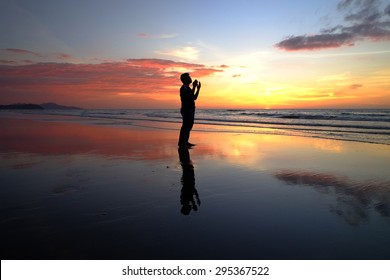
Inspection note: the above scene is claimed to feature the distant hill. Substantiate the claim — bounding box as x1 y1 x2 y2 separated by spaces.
0 102 82 110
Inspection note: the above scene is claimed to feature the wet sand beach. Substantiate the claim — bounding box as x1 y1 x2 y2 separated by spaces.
1 116 390 259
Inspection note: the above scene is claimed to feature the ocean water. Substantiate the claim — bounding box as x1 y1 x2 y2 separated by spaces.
10 108 390 145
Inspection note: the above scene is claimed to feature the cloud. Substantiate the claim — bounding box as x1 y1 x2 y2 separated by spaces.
137 33 177 39
349 83 363 89
2 48 41 57
318 72 350 82
1 49 75 63
275 0 390 51
276 33 356 51
0 60 17 64
386 3 390 16
155 46 200 60
0 58 222 108
137 33 149 38
55 53 72 59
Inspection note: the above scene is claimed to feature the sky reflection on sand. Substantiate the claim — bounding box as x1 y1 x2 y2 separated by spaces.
274 170 390 225
192 130 390 180
2 117 390 175
0 118 178 160
1 118 390 259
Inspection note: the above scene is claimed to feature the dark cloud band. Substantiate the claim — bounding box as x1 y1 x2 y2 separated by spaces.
275 0 390 51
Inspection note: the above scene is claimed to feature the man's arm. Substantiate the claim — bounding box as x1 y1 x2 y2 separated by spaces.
194 82 201 100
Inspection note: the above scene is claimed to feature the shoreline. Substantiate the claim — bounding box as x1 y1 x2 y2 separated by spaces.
1 116 390 259
1 109 389 146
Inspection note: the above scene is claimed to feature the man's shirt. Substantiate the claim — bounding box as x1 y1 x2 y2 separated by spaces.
180 85 195 110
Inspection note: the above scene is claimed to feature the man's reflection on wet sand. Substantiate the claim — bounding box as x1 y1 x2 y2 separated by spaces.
178 148 200 215
274 170 390 226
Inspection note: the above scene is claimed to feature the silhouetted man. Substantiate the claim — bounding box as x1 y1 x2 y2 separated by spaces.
178 73 201 148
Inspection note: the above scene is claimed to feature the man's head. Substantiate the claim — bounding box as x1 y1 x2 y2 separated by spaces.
180 73 192 85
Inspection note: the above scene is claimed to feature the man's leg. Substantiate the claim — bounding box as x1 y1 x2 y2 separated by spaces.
178 127 189 146
178 109 191 146
178 109 195 146
186 110 195 145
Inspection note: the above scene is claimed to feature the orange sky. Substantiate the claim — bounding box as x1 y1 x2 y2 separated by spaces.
0 55 389 109
0 59 225 109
